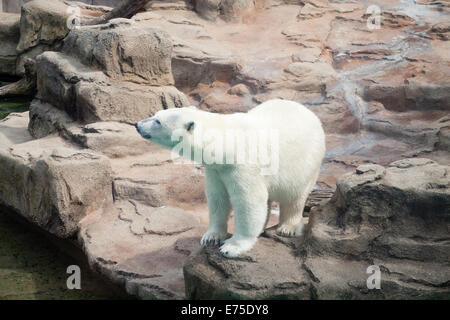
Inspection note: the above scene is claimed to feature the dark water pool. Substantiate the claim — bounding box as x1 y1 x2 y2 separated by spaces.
0 81 32 120
0 207 133 300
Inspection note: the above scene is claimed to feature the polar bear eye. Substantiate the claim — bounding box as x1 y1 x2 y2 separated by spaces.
154 119 161 125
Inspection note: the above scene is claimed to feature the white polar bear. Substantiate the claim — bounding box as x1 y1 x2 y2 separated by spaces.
135 99 326 258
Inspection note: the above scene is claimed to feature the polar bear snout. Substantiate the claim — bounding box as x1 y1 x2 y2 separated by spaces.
135 118 153 139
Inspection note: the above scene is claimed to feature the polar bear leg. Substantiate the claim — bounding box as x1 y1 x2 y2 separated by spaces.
219 169 268 258
277 170 319 237
277 196 307 237
201 168 231 246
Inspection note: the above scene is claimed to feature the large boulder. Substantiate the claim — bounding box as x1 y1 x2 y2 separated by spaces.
184 158 450 299
195 0 261 22
132 10 241 90
62 20 175 86
78 200 206 299
184 236 311 299
1 1 121 13
283 61 339 93
1 109 208 299
28 99 156 158
304 158 450 299
13 0 114 75
0 12 20 76
0 112 32 149
14 0 71 75
0 113 113 238
111 145 207 208
16 0 70 54
33 19 188 124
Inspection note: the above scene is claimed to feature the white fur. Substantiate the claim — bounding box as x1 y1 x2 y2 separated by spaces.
136 99 326 258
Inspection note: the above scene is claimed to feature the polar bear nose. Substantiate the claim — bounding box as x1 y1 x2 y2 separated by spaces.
135 122 142 135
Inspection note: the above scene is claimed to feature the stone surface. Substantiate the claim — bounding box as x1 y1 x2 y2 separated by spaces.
0 111 209 298
0 12 20 76
78 200 205 299
111 149 207 208
16 0 70 54
185 159 450 299
283 61 339 93
184 235 311 299
1 0 450 300
34 20 188 124
28 99 75 139
1 0 120 13
15 0 72 75
28 99 157 158
303 158 450 299
0 112 32 149
195 0 261 22
0 114 113 238
0 0 116 76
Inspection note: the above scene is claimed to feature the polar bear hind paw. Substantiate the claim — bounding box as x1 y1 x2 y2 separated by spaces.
219 237 257 258
276 223 303 237
201 231 228 246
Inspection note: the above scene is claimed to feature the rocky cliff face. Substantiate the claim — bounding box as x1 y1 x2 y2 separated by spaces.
0 0 449 299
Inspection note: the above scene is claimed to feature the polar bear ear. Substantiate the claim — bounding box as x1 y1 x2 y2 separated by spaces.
185 121 195 132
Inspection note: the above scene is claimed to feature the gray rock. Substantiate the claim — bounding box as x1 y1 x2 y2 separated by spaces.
73 80 188 123
16 0 70 53
184 237 311 299
1 111 209 299
34 20 189 123
195 0 257 22
132 10 242 90
28 99 76 139
283 61 339 93
195 0 221 21
0 133 113 238
66 121 156 158
184 158 450 299
78 200 206 299
0 112 33 149
28 99 159 158
12 0 116 75
1 1 120 13
363 81 450 112
15 0 70 74
111 150 206 207
62 20 175 86
0 12 20 76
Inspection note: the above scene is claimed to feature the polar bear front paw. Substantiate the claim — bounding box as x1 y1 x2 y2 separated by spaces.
276 223 303 237
219 237 257 258
201 230 227 246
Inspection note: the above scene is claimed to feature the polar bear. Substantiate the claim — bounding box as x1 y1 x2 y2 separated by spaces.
135 99 326 258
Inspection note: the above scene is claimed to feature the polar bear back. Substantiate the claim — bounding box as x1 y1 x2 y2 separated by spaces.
248 99 326 202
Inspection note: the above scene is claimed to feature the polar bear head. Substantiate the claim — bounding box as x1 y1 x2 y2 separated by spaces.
135 107 198 150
